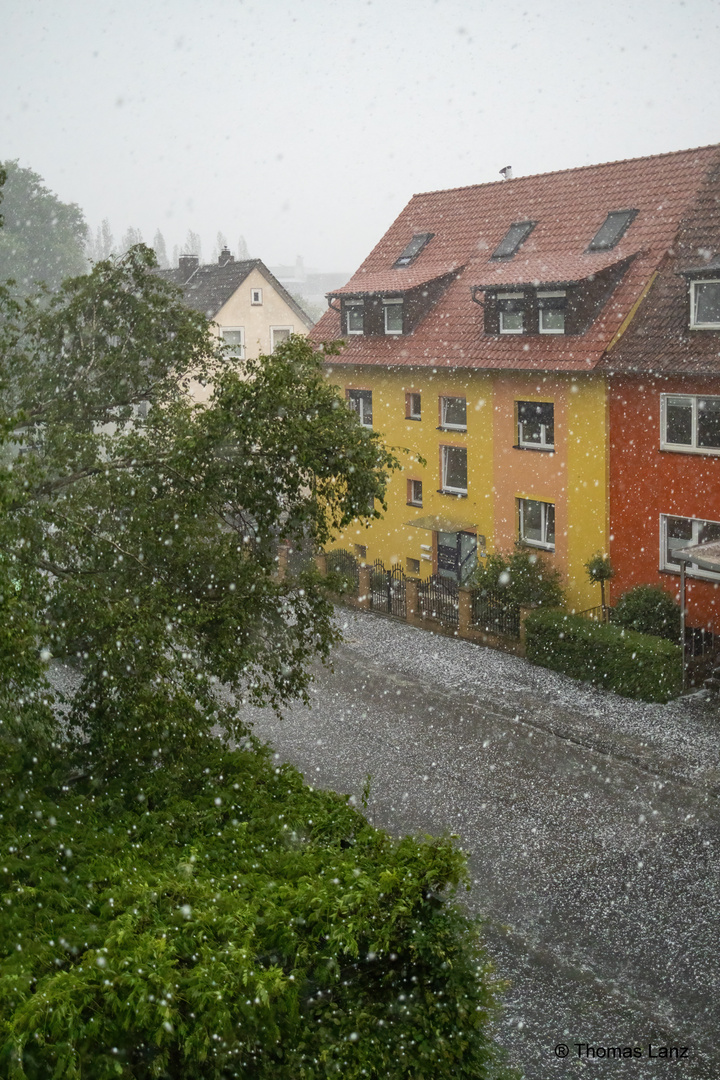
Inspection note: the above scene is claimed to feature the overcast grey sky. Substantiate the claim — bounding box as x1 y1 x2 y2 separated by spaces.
2 0 719 271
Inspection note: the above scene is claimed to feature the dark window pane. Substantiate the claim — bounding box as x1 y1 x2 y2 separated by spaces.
698 519 720 546
545 503 555 546
384 302 403 334
697 398 720 448
694 282 720 325
666 398 692 445
587 209 637 251
347 389 372 426
443 397 467 427
394 233 434 268
666 516 693 565
491 221 536 259
444 447 467 491
521 499 543 543
346 304 364 333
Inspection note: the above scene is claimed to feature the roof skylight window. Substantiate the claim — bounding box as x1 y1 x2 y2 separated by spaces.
491 220 536 260
587 209 638 252
394 233 434 267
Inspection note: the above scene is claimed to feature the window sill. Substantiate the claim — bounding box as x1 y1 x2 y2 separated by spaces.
514 443 555 453
407 501 423 508
406 416 421 422
659 445 720 457
660 565 720 583
689 324 720 331
437 426 467 433
519 540 555 552
437 489 468 498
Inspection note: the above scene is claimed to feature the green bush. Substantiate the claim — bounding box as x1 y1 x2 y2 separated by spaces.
470 548 564 609
613 585 681 641
0 735 517 1080
525 609 682 702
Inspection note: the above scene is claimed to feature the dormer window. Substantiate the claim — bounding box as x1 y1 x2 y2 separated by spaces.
384 299 403 335
491 220 536 260
586 209 637 252
690 280 720 329
346 300 364 335
497 292 525 334
538 290 566 334
394 233 434 268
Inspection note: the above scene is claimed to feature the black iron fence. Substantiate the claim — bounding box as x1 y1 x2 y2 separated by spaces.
326 548 359 592
418 574 459 628
471 589 520 639
370 560 407 618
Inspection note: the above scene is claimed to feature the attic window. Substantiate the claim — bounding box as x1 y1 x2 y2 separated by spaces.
587 209 637 252
394 233 434 268
491 220 536 260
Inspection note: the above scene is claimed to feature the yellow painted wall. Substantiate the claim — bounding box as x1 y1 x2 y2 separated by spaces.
326 364 608 611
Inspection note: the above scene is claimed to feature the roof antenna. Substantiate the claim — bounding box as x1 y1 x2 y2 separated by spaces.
499 165 513 180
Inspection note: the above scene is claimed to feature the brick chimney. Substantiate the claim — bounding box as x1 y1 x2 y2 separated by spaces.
178 254 200 281
218 246 234 266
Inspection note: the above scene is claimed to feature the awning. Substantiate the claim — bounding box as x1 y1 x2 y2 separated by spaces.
673 540 720 575
404 514 478 533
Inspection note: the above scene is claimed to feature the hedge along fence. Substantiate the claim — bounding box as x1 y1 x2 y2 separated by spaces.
525 609 682 703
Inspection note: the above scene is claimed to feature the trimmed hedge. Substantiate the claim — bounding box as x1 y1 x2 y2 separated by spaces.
525 609 682 702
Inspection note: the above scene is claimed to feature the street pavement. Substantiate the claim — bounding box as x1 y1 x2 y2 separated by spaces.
234 608 720 1079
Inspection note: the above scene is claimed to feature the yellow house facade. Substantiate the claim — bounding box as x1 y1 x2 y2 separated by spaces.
327 364 608 612
311 147 717 611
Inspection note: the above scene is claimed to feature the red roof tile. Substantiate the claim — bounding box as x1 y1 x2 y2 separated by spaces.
311 144 720 371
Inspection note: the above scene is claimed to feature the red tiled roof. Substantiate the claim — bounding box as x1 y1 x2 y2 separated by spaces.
601 153 720 375
311 144 720 371
329 265 464 295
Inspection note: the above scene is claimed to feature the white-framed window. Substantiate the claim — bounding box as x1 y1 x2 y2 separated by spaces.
518 498 555 550
661 514 720 580
251 288 263 305
661 394 720 454
690 280 720 329
347 389 372 427
498 292 524 334
406 392 421 420
407 479 423 506
383 299 403 335
222 327 245 359
517 400 554 450
538 290 566 334
440 396 467 430
345 300 364 335
441 445 467 495
270 326 292 351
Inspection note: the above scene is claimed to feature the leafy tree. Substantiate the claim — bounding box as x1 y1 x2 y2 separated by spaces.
0 248 516 1077
0 160 87 294
470 547 564 609
584 552 614 618
120 225 144 252
86 218 116 263
614 584 681 641
182 229 202 261
152 228 169 268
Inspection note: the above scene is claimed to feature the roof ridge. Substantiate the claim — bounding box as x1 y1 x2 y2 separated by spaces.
411 143 720 200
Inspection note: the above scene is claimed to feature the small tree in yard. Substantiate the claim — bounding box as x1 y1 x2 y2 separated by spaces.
584 552 614 620
0 247 517 1078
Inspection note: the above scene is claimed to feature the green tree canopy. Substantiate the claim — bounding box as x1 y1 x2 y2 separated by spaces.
0 161 87 295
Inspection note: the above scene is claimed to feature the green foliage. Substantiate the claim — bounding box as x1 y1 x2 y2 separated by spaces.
0 733 516 1079
614 585 681 642
0 246 398 764
525 609 682 702
470 548 564 609
584 552 614 584
0 250 515 1078
0 161 87 295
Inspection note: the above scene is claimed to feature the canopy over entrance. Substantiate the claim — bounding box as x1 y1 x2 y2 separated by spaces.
404 514 478 533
